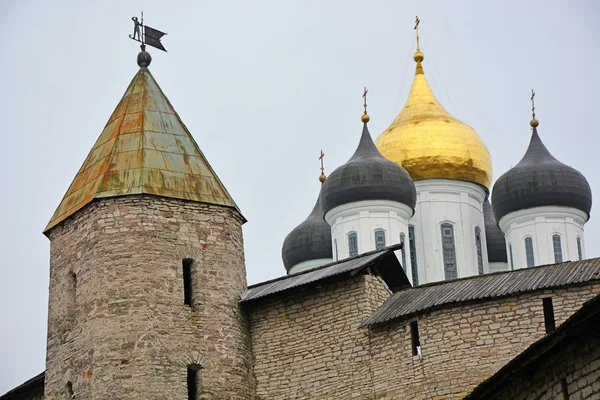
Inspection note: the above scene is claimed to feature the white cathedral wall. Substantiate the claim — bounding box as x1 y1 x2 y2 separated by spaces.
324 199 413 265
409 179 488 285
498 206 587 269
288 258 333 275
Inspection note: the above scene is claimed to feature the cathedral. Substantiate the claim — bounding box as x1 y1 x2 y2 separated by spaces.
2 20 600 400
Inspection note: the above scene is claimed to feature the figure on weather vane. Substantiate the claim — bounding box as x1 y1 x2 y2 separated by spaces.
131 16 142 41
129 12 168 52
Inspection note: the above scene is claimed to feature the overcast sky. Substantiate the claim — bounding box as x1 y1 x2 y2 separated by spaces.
1 0 599 394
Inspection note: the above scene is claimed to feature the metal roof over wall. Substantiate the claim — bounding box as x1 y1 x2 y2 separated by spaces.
241 245 409 302
362 257 600 327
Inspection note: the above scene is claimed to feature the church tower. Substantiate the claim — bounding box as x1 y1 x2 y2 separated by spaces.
375 19 492 284
320 109 416 269
43 48 253 399
492 106 592 269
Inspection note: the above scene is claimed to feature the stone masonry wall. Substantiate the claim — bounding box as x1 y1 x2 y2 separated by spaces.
367 283 600 399
249 277 599 399
44 195 253 399
485 315 600 400
248 273 392 399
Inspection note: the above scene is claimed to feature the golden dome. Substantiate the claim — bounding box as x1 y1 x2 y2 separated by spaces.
374 52 492 189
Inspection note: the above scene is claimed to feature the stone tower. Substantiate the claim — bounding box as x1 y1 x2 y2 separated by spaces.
43 50 253 399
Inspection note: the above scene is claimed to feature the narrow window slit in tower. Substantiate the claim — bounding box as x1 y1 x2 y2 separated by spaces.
410 321 421 356
183 259 193 307
543 297 555 334
187 364 201 400
66 381 74 398
68 271 77 312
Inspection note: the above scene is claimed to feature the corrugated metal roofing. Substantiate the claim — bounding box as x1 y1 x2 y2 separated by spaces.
241 250 391 302
45 68 241 233
362 257 600 327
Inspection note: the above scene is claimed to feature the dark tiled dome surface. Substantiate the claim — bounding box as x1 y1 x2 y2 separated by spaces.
492 127 591 222
321 123 416 215
282 194 332 272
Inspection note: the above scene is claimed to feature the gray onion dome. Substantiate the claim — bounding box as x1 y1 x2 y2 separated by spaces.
281 194 332 273
320 122 416 215
492 126 592 223
483 200 507 263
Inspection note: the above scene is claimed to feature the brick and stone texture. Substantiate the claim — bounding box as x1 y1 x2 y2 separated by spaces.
248 277 600 399
44 195 254 399
247 273 392 399
483 315 600 399
367 284 600 399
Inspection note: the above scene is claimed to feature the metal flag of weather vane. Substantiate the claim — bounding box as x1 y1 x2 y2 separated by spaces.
129 12 167 52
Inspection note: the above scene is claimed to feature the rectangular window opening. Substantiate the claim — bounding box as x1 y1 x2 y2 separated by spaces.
187 364 201 400
68 271 77 312
441 223 457 280
409 226 419 286
525 237 535 267
183 259 193 307
475 227 484 275
552 234 563 263
400 233 407 273
410 321 421 356
348 233 358 257
543 297 556 334
375 230 386 250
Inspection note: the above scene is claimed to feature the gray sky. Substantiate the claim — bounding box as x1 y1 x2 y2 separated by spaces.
1 0 598 393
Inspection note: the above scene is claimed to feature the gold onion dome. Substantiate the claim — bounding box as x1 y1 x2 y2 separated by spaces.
374 50 492 189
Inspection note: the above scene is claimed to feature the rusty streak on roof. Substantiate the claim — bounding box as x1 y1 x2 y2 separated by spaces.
241 244 409 302
361 257 600 327
45 68 241 233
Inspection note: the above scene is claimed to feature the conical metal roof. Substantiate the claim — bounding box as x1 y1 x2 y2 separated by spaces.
45 66 241 233
492 126 591 223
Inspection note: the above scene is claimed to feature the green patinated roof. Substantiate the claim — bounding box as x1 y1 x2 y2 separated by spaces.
45 68 241 233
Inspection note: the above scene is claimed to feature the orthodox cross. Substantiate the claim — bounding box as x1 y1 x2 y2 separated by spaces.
530 89 536 119
319 150 325 175
414 16 421 51
362 87 368 114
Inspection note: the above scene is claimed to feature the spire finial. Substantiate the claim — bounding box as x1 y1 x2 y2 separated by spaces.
319 150 327 183
361 87 370 123
413 16 425 74
530 89 539 128
129 12 168 68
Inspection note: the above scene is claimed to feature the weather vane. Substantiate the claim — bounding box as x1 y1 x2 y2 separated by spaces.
319 150 326 183
414 16 421 51
129 12 168 52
